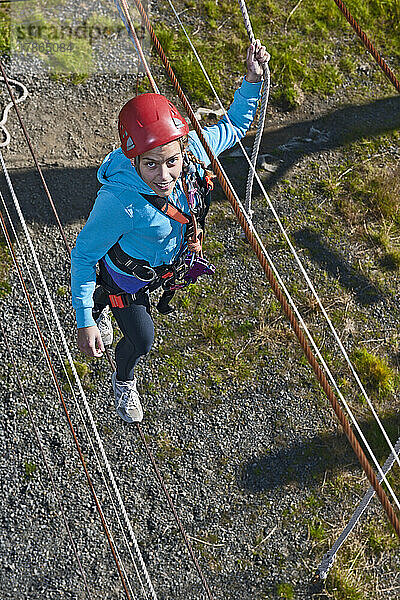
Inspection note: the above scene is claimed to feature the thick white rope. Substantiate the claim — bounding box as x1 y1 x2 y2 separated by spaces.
0 76 28 148
164 0 400 511
0 198 138 600
166 0 400 477
0 150 158 600
0 193 143 600
318 431 400 579
236 0 271 218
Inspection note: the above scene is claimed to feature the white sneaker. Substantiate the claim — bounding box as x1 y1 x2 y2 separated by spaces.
111 371 143 423
96 306 113 346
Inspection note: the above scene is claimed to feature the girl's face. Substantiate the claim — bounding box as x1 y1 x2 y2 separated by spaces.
134 140 183 197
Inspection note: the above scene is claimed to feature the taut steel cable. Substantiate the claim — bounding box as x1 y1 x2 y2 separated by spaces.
332 0 400 93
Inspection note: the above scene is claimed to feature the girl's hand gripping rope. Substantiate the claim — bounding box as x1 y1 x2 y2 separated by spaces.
245 39 270 83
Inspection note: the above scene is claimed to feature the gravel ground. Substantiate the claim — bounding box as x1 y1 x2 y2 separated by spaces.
0 4 400 599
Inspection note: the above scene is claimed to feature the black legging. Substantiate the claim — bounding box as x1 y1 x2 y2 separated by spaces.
95 262 154 381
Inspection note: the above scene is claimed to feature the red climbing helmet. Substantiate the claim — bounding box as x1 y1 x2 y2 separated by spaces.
118 93 189 159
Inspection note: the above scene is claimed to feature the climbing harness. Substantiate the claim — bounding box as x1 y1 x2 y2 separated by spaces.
0 76 28 148
96 156 215 314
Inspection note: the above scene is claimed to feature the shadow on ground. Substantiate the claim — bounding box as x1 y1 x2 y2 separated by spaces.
0 165 100 232
0 96 399 227
247 94 400 193
240 411 400 493
293 227 384 305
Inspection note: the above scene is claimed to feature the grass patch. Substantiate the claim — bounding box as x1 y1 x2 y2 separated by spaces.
276 582 294 599
308 518 326 541
367 219 400 273
350 165 400 221
24 461 37 480
64 359 92 390
329 161 400 226
153 22 226 104
351 347 395 398
56 286 67 296
0 6 10 54
155 431 183 463
324 515 400 599
8 6 123 83
366 519 400 554
48 39 93 84
318 155 400 284
327 568 364 600
0 234 11 298
157 0 400 109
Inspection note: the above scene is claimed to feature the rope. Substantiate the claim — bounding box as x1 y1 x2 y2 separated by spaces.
0 60 72 254
0 76 28 147
0 207 134 600
114 0 159 93
132 0 400 538
318 431 400 579
0 153 157 600
0 43 207 600
0 317 93 600
105 9 216 600
332 0 400 93
166 0 400 478
0 189 147 600
236 0 271 218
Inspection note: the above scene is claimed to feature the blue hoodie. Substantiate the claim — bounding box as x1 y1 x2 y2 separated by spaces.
71 78 262 328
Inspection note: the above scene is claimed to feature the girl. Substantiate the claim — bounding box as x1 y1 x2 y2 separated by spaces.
71 41 269 423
